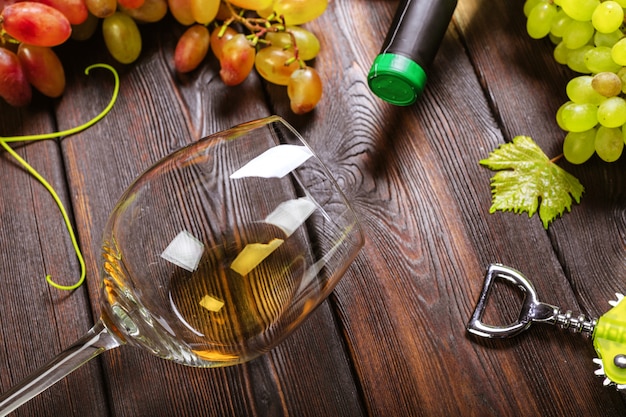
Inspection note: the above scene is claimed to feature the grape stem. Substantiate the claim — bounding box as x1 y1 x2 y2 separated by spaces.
0 63 120 290
0 17 21 46
221 0 304 67
550 153 564 163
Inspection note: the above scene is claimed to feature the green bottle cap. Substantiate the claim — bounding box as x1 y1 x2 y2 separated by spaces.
367 53 427 106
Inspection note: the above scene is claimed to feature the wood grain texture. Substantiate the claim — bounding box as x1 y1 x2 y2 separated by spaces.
285 0 626 416
51 17 365 417
0 0 625 416
0 103 109 416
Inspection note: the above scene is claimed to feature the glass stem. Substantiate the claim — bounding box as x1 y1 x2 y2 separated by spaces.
0 319 123 416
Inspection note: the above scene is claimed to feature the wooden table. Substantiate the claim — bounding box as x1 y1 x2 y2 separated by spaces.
1 0 625 415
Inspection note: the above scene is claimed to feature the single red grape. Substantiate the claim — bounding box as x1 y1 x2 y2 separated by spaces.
17 44 66 98
1 2 71 47
174 24 210 73
287 66 322 114
0 47 32 107
219 34 255 86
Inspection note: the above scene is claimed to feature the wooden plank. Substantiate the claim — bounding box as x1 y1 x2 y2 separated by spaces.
259 0 626 416
1 0 624 415
457 0 626 317
0 102 109 416
52 18 365 417
455 0 626 411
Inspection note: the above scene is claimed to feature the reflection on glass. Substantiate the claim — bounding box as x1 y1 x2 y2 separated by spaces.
0 115 364 415
230 144 313 179
161 230 205 272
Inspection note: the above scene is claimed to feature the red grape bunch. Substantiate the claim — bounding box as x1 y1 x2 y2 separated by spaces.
0 2 70 106
0 0 326 113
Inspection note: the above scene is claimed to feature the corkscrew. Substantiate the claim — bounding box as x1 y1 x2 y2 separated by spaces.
466 263 626 389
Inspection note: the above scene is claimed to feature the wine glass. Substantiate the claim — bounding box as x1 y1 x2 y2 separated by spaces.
0 115 364 415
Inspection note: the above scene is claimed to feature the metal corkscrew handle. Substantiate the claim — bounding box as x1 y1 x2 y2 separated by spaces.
466 264 597 339
466 263 626 390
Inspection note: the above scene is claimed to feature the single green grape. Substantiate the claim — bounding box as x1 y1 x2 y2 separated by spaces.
592 1 624 33
562 20 595 50
527 1 558 39
563 128 597 164
102 12 141 64
597 96 626 127
617 67 626 93
584 46 622 73
556 101 569 130
594 126 624 161
560 0 600 21
567 45 593 73
594 29 623 48
567 75 607 105
611 38 626 65
548 33 561 45
558 101 599 132
553 41 570 65
524 0 543 17
550 9 572 38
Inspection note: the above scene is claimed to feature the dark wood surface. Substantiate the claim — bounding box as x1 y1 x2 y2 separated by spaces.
1 0 626 416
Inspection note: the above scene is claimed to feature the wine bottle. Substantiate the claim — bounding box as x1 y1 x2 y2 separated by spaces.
368 0 457 106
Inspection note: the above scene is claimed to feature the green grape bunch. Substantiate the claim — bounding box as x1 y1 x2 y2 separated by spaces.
0 0 326 114
525 0 626 164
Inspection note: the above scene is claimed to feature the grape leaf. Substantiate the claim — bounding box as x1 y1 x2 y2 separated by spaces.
480 136 584 229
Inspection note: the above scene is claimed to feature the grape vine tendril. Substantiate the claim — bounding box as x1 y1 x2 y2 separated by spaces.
0 63 119 290
2 64 120 143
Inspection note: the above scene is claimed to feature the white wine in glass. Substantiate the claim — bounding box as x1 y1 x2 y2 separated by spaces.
0 115 364 415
